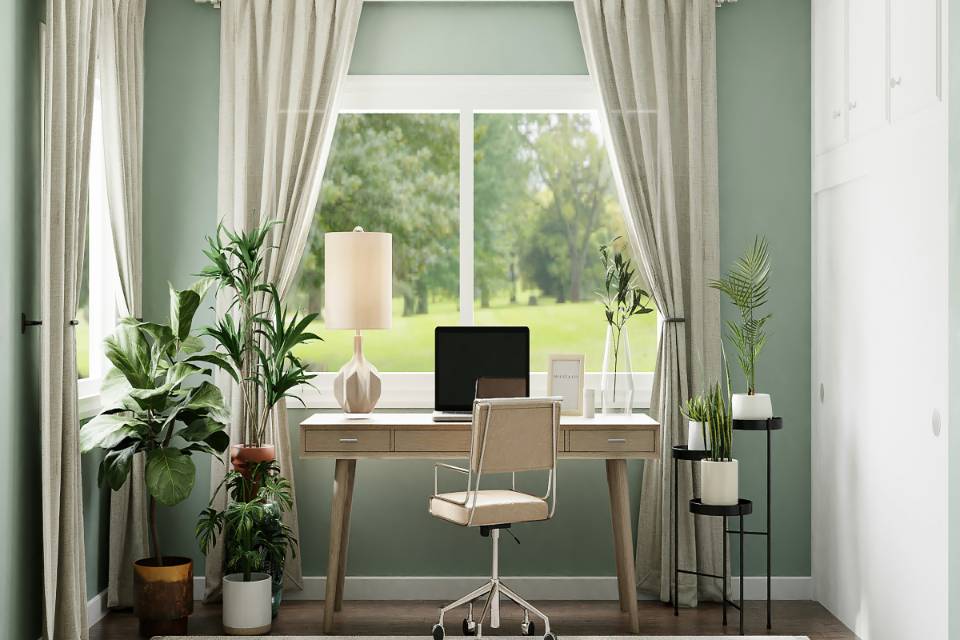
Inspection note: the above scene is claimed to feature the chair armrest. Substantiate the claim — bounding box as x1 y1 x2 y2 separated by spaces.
433 463 469 497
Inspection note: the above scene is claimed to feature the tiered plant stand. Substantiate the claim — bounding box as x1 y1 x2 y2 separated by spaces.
670 416 782 634
732 416 782 630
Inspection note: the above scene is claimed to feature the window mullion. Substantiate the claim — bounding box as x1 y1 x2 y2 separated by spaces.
458 108 474 326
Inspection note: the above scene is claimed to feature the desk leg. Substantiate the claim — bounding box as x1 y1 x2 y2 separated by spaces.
324 459 356 633
335 459 357 612
606 459 640 634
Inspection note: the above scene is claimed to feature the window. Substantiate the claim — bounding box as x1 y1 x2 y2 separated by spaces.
292 76 656 406
77 78 119 393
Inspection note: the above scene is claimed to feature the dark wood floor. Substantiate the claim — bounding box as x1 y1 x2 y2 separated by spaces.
91 599 857 639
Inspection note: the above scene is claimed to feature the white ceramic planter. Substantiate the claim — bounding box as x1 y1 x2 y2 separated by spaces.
686 420 710 451
731 393 773 420
223 572 272 635
701 459 739 506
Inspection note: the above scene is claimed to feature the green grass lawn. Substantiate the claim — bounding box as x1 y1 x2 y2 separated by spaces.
76 296 658 380
294 295 657 373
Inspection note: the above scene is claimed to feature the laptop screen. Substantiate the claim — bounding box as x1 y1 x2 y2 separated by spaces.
434 327 529 411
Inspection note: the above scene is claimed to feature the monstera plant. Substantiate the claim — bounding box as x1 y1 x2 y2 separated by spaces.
79 283 230 636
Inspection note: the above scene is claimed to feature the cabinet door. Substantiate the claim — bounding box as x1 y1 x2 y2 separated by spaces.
847 0 885 137
813 0 848 155
889 0 941 120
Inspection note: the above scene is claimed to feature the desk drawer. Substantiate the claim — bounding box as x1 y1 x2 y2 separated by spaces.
395 429 470 452
568 429 655 454
304 429 391 453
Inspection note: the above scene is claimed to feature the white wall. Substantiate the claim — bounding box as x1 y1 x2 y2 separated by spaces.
811 1 949 639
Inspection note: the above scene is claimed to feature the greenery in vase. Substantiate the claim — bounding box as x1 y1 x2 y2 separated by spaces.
80 283 231 565
200 219 322 448
704 382 733 462
196 460 298 583
709 236 772 395
596 238 652 399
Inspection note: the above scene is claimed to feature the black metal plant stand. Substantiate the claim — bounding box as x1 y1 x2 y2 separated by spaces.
670 416 782 634
731 416 782 630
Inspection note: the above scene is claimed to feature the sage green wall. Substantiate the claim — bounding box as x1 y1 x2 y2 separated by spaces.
716 0 811 577
1 0 44 636
135 0 811 580
948 0 960 635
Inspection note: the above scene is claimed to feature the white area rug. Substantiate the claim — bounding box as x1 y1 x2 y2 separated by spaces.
154 636 811 639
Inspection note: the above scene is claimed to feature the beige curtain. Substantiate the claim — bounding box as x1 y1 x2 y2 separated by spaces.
205 0 363 601
40 0 99 637
574 0 723 605
97 0 147 609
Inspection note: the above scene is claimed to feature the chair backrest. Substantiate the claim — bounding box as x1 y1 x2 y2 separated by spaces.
469 397 560 475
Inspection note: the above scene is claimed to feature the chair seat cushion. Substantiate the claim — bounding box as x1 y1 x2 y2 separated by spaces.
429 489 549 526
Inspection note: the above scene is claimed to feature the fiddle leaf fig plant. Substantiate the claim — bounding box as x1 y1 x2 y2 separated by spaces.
81 282 231 565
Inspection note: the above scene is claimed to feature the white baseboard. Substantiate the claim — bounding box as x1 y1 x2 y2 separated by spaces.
86 588 110 627
191 575 812 602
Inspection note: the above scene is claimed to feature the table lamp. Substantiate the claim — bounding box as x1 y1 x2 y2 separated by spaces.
324 227 392 416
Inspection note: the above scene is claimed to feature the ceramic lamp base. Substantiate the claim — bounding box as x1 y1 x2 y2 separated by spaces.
333 333 382 414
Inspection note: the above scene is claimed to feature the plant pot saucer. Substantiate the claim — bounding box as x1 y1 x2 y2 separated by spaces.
672 444 709 461
689 497 753 517
732 416 783 431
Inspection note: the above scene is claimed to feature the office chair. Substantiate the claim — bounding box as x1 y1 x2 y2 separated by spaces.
428 397 561 640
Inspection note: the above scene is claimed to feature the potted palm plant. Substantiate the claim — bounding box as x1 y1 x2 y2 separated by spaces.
709 236 773 420
196 460 298 635
701 382 737 505
80 284 231 637
680 393 710 451
200 219 320 471
597 238 653 414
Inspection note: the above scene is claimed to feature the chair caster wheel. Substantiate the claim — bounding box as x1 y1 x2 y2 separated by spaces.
543 632 558 640
432 624 445 640
521 620 536 636
463 618 478 635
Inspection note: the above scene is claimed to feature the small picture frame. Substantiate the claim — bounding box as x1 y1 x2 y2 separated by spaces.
547 354 585 416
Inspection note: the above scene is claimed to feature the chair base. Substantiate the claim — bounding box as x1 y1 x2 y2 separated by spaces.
434 529 552 639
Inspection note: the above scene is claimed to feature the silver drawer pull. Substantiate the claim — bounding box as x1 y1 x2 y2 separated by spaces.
339 437 359 443
607 437 627 444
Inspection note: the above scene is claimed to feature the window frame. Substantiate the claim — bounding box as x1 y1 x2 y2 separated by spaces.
297 75 655 410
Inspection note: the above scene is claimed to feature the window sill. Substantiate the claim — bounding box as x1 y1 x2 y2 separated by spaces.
289 371 653 411
78 377 103 420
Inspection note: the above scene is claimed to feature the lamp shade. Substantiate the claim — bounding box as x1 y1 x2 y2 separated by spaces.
324 228 392 330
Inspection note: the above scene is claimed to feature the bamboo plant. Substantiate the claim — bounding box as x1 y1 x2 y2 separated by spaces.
199 219 321 448
709 236 772 395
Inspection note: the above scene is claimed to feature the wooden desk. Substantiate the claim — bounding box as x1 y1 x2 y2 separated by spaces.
299 412 661 634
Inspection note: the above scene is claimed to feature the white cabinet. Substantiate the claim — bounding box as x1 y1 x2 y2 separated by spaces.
813 0 847 155
847 0 885 137
889 0 941 121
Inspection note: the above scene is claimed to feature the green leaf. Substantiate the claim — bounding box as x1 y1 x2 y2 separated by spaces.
184 381 230 423
128 383 175 411
80 414 146 452
186 352 240 383
145 448 197 506
170 286 202 341
180 417 227 444
165 362 202 388
99 443 139 491
104 322 152 388
180 335 205 354
100 367 133 407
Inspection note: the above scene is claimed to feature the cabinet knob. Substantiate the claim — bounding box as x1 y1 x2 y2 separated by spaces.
848 100 858 110
832 109 842 119
890 76 903 87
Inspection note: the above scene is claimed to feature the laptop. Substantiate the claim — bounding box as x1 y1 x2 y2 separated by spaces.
432 326 530 422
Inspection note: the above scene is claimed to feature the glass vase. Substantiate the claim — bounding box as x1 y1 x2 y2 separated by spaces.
600 324 635 415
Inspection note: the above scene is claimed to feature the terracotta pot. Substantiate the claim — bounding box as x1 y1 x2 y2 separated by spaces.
133 556 193 637
230 444 276 474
